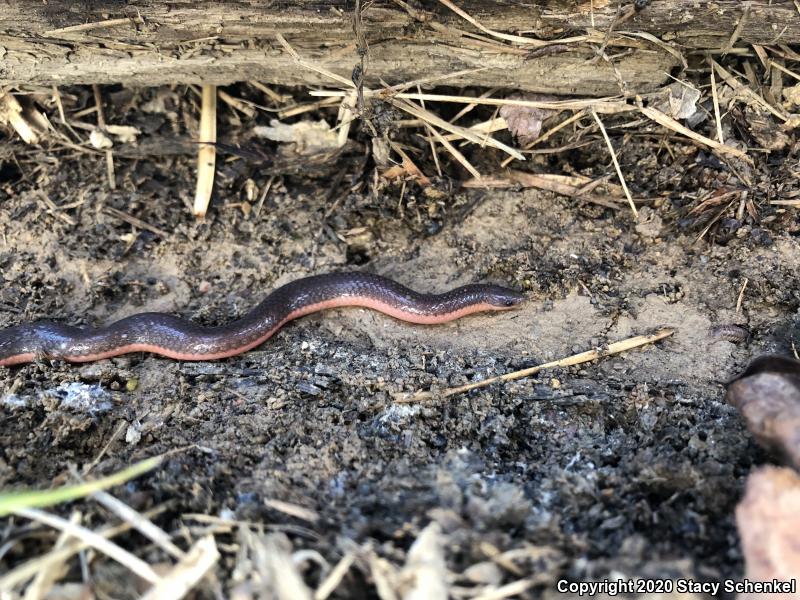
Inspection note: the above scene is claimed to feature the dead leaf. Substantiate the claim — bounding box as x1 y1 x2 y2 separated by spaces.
398 523 448 600
725 355 800 469
0 92 40 143
783 83 800 109
651 82 702 120
253 119 340 154
106 125 141 143
89 129 114 149
499 96 557 145
736 466 800 599
741 107 790 151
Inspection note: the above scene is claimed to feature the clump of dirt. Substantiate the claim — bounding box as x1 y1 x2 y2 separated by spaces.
0 83 799 597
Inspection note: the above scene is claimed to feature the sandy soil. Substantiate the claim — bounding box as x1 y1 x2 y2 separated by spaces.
1 85 799 598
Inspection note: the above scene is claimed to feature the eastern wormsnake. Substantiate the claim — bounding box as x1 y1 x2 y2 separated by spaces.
0 272 525 366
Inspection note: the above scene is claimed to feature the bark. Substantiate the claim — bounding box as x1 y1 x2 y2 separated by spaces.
0 1 796 94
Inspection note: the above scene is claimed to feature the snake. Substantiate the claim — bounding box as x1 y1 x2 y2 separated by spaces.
0 272 525 366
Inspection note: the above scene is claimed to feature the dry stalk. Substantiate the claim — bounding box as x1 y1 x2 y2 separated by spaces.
592 109 637 217
424 122 481 178
709 60 725 144
193 84 217 218
395 327 675 402
12 507 161 585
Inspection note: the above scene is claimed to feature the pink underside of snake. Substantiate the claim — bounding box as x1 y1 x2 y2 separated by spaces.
0 296 500 365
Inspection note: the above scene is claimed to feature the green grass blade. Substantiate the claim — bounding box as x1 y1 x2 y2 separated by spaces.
0 456 161 517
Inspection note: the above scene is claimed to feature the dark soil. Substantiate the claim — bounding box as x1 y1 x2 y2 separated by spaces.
1 83 799 598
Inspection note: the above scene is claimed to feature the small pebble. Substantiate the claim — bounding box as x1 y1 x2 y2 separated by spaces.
126 423 142 445
751 228 773 246
463 562 502 585
297 381 322 396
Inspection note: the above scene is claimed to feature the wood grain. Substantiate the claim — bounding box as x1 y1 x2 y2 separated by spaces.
0 1 796 92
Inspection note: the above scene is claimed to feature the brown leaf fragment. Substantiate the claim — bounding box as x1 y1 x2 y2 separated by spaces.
783 83 800 109
736 466 800 599
739 107 790 152
650 82 702 120
253 119 340 154
499 96 557 145
0 92 40 143
725 355 800 469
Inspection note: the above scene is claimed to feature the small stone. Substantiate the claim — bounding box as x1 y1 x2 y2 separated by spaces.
634 207 663 239
125 422 142 445
463 562 502 585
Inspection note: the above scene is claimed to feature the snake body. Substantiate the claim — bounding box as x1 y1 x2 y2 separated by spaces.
0 272 524 366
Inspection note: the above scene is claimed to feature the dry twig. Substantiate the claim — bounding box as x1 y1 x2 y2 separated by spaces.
389 96 524 160
92 84 116 190
0 506 166 590
193 84 217 218
638 104 750 161
709 60 725 144
592 109 637 217
435 0 547 46
12 507 161 585
395 328 675 402
424 123 481 178
314 553 356 600
140 536 219 600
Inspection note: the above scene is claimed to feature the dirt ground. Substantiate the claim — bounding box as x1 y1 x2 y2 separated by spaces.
1 84 799 598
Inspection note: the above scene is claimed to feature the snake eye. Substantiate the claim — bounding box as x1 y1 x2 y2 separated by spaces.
504 299 515 307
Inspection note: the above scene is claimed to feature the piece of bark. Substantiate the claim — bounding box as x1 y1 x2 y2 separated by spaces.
735 466 800 599
725 355 800 469
0 1 798 91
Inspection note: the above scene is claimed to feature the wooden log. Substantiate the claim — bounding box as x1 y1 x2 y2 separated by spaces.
0 1 796 94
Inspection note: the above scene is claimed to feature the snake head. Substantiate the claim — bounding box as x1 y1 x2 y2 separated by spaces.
482 286 526 309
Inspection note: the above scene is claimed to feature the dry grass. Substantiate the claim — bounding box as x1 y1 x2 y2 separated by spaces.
0 461 565 598
0 1 797 596
3 4 792 225
395 328 676 403
591 109 637 216
193 84 217 218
